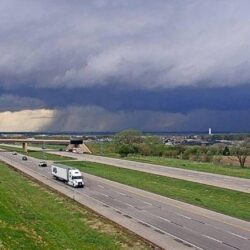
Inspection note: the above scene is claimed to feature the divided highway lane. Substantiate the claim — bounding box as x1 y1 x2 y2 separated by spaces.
3 143 250 193
52 151 250 193
0 151 250 250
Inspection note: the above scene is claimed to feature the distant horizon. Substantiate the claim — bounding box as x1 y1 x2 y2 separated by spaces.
1 130 250 136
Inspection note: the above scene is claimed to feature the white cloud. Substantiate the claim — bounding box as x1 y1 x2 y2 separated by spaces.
0 109 55 132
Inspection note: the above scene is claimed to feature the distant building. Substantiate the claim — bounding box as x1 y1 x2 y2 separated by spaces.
208 128 212 135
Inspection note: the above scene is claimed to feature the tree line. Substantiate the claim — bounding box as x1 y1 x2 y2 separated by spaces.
113 129 250 168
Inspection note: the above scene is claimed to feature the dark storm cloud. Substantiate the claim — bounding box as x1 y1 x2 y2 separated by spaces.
1 0 250 90
2 85 250 113
0 94 44 111
1 0 250 132
42 107 250 133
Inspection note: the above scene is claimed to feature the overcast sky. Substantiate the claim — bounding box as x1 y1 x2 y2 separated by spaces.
1 0 250 132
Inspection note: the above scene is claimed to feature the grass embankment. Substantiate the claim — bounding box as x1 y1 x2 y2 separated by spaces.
87 143 250 179
7 143 64 151
0 162 150 249
60 161 250 221
28 143 65 150
126 155 250 179
0 145 73 161
86 142 119 157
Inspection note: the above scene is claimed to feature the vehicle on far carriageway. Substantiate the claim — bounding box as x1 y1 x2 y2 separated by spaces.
38 161 47 167
51 164 84 188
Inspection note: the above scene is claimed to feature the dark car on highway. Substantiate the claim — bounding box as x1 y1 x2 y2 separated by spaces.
22 156 28 161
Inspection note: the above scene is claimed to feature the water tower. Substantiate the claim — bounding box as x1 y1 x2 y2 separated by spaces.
208 128 212 135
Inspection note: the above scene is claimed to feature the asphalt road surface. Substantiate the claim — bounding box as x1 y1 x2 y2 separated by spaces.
0 150 249 250
51 151 250 193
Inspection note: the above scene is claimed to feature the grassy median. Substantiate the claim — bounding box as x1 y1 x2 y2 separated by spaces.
0 145 73 161
87 143 250 179
125 155 250 179
60 161 250 221
0 162 151 249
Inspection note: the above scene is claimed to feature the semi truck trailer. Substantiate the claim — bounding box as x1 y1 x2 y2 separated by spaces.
51 164 84 188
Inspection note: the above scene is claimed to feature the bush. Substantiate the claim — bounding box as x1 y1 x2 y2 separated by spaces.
213 155 222 164
116 144 138 157
223 146 230 156
203 154 213 162
137 144 152 156
163 149 178 158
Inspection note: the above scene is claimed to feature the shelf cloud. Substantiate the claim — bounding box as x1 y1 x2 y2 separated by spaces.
1 0 250 89
0 0 250 131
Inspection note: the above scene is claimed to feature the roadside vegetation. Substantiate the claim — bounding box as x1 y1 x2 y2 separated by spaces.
0 145 73 161
87 129 250 178
126 156 250 179
88 142 250 179
87 142 119 157
0 162 151 249
60 160 250 221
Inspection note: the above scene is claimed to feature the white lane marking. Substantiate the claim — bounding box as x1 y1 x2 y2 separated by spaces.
227 231 248 240
116 191 127 196
176 213 192 220
156 215 171 223
125 202 134 208
202 235 222 243
143 201 153 206
95 189 135 208
99 193 109 197
98 185 105 189
135 218 203 250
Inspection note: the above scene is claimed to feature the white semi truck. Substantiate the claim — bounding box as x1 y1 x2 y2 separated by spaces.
51 164 84 188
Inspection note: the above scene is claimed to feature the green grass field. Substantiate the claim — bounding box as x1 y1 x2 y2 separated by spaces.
60 161 250 221
87 143 250 179
0 145 73 161
0 162 150 249
28 143 65 150
126 155 250 179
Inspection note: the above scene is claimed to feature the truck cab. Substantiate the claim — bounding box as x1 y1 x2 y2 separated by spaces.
68 169 84 187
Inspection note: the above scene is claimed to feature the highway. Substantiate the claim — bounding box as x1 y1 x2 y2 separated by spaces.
3 143 250 193
0 150 249 250
52 151 250 193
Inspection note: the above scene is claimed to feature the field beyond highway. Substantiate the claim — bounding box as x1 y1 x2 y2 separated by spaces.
126 155 250 179
87 142 250 179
